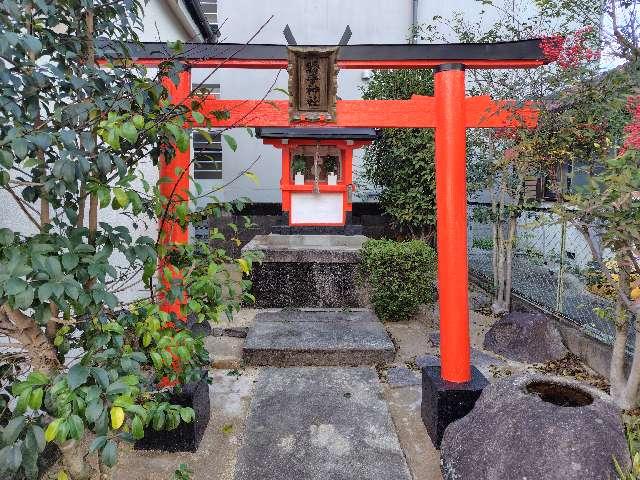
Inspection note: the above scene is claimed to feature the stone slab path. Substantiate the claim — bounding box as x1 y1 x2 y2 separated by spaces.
243 309 395 366
233 366 412 480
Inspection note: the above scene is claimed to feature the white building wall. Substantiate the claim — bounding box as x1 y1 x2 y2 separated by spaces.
198 0 542 204
0 0 196 302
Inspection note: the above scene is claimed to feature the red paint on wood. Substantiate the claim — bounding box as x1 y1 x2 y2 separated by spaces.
159 70 191 318
199 96 537 129
434 67 471 383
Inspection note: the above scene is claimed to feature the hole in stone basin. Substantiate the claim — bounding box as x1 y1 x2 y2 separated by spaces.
526 381 593 407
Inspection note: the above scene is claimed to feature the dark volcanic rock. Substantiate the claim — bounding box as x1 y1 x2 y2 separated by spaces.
441 374 629 480
483 312 568 363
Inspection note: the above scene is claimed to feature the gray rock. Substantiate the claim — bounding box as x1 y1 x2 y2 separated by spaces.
483 312 568 363
416 354 441 369
441 374 630 480
469 289 492 312
211 326 249 338
243 309 395 366
387 366 421 387
234 367 411 480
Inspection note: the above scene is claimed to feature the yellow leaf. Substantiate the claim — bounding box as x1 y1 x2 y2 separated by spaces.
631 286 640 301
57 470 69 480
45 418 61 442
244 171 260 185
237 258 250 274
110 406 125 429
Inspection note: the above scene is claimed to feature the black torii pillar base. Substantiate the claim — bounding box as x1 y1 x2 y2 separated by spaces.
421 363 488 448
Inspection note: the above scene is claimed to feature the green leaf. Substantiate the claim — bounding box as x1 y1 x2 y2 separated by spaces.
28 387 43 410
152 410 165 431
61 253 79 271
89 435 107 453
45 419 61 442
26 371 48 386
37 283 53 303
113 187 129 208
131 416 144 440
132 115 145 129
46 257 62 278
101 440 117 467
223 134 237 152
85 399 104 423
192 111 204 124
149 351 162 369
29 425 45 452
6 445 22 472
67 364 89 390
175 130 189 152
120 122 138 143
179 407 194 423
16 388 31 414
90 367 110 389
13 287 34 309
2 416 25 444
5 278 26 295
21 441 38 479
67 415 84 440
0 228 14 245
22 35 42 54
106 381 128 395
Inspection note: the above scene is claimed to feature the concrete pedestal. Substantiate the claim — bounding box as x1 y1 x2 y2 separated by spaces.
242 234 367 308
421 364 488 448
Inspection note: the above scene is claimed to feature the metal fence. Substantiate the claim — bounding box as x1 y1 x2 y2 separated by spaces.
467 202 618 347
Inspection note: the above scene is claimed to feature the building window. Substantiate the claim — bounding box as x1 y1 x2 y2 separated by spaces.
200 0 217 30
193 132 222 179
193 82 220 97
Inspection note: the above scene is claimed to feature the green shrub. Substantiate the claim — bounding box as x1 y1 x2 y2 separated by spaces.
359 239 437 321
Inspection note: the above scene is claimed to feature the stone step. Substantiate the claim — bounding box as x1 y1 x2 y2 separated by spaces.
233 367 412 480
242 309 395 366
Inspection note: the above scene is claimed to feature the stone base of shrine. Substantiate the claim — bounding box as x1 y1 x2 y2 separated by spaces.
421 363 488 448
242 234 367 308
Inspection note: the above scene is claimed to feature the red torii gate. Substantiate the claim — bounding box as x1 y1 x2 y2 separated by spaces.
130 39 551 385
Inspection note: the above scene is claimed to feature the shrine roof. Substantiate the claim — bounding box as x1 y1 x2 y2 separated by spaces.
255 128 378 140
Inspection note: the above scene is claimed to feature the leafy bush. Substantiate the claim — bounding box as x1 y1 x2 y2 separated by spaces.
360 70 436 238
0 0 259 477
359 239 437 321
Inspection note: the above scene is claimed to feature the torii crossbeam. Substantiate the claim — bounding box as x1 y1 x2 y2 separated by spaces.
110 39 551 385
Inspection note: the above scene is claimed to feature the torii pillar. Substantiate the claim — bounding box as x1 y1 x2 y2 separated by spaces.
434 64 471 383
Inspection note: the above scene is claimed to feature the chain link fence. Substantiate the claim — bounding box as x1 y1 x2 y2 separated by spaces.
467 202 619 347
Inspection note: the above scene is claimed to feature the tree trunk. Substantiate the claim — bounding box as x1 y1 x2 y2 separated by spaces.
620 309 640 409
503 212 518 311
58 440 94 480
0 306 59 375
610 262 630 400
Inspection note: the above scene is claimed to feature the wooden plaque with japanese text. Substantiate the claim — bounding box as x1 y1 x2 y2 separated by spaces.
288 46 339 122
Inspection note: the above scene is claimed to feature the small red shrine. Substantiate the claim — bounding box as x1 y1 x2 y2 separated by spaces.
256 127 377 227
